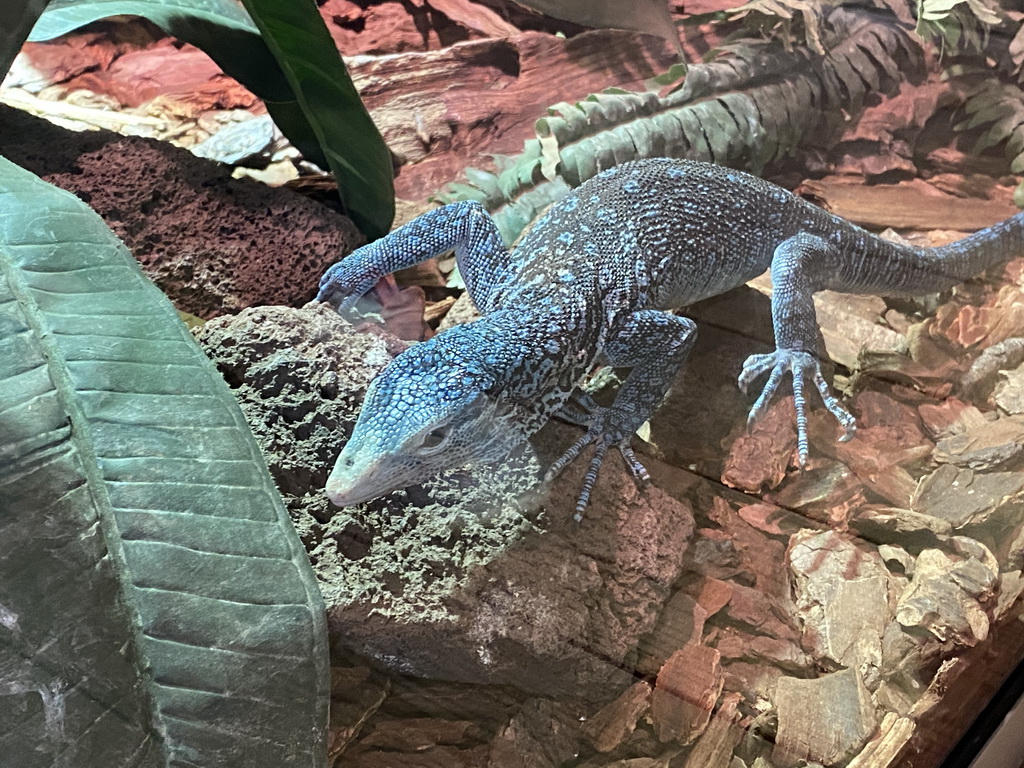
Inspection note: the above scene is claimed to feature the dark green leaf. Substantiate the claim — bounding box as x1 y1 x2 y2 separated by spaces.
238 0 394 239
0 0 48 82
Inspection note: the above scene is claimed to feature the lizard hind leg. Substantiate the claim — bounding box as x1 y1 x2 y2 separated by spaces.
739 233 858 464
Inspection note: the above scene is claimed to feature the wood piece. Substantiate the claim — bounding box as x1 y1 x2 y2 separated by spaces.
636 591 708 677
651 644 724 745
713 628 811 672
721 396 796 492
806 178 1019 231
933 413 1024 470
357 717 478 750
488 698 584 768
692 577 734 619
682 692 745 768
917 398 987 440
582 682 653 753
789 530 891 669
346 30 677 197
773 668 878 767
895 546 997 645
845 712 916 768
426 0 522 37
961 336 1024 401
933 284 1024 351
912 464 1024 529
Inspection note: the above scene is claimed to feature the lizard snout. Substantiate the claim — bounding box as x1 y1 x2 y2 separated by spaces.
325 452 391 507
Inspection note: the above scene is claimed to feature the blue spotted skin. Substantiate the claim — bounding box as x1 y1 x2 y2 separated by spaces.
318 158 1024 517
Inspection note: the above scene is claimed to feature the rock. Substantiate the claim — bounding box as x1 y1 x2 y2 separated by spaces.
582 682 653 753
651 644 724 745
933 413 1024 469
788 530 891 671
895 546 997 645
196 304 695 698
0 106 359 318
773 668 877 767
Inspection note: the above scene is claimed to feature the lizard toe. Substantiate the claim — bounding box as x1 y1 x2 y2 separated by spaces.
742 349 858 463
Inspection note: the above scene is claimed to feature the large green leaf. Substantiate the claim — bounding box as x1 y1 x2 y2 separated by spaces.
0 155 329 767
21 0 394 238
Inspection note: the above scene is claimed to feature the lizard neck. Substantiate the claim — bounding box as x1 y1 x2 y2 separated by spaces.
468 304 602 436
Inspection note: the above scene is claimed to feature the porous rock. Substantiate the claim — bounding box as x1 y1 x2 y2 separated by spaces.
195 304 695 698
0 105 360 318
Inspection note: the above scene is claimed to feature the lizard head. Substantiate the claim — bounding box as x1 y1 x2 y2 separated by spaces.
325 324 526 507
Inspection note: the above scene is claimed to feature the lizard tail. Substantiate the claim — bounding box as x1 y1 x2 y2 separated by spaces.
915 210 1024 291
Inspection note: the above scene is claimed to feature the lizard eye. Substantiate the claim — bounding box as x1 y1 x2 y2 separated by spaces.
417 425 451 453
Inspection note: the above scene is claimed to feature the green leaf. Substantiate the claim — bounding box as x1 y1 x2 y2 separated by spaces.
239 0 394 239
0 155 329 766
29 0 254 37
25 0 394 239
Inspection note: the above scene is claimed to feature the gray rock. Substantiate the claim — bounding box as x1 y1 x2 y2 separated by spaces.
195 304 695 698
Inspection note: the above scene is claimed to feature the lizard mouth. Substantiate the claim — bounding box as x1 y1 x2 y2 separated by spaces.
324 456 398 507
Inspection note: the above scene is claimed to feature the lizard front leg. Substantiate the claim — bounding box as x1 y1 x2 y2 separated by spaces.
547 311 697 520
738 233 856 462
318 200 512 313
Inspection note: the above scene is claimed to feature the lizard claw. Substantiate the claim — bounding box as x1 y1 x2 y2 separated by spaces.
546 403 650 522
316 260 381 313
738 349 855 464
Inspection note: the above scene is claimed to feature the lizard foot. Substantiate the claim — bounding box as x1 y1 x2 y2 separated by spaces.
546 404 650 522
316 261 380 313
738 349 856 464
